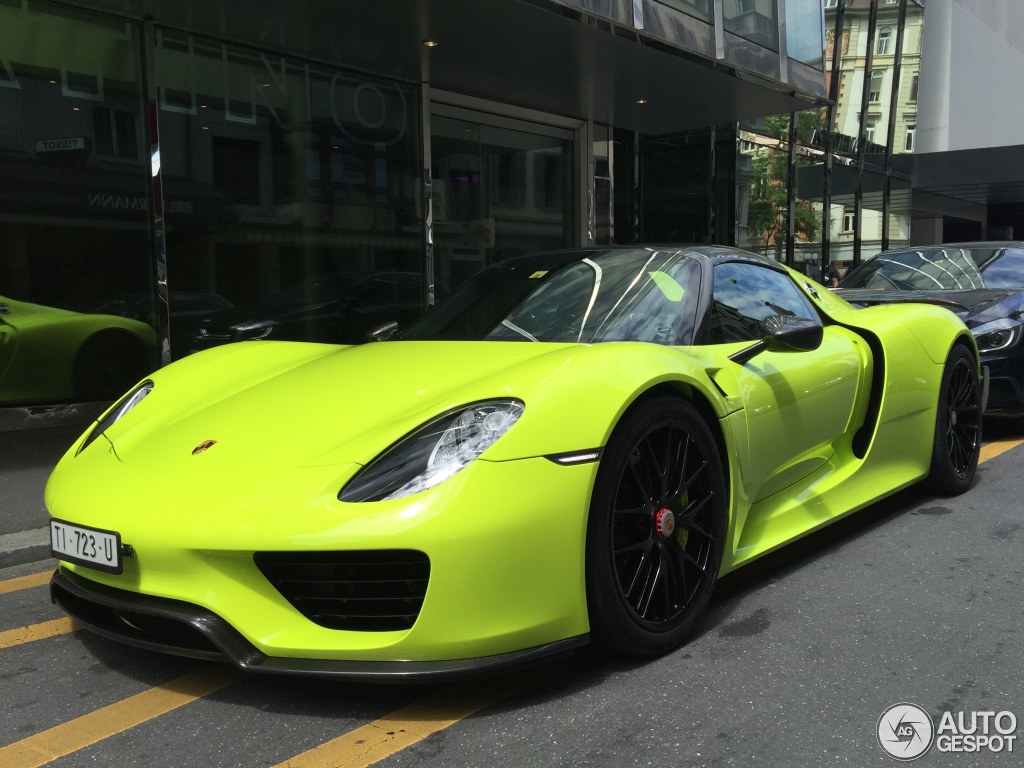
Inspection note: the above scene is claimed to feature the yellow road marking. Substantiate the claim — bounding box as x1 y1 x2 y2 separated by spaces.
980 438 1024 464
0 618 75 650
0 665 246 768
273 665 557 768
0 571 53 596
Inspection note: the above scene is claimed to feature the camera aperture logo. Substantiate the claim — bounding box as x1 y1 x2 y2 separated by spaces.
878 703 935 760
878 703 1019 760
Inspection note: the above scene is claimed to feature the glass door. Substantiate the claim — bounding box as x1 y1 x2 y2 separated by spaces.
430 106 575 293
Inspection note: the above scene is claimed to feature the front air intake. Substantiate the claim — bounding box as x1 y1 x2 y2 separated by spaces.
253 550 430 632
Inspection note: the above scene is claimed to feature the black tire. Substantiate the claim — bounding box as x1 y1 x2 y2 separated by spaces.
585 396 727 657
72 330 151 401
927 344 981 495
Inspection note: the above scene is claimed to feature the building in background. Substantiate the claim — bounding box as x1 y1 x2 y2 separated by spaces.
912 0 1024 243
0 0 827 420
7 0 1024 426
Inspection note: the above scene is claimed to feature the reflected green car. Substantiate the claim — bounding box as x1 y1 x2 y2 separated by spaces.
0 295 155 405
45 246 981 680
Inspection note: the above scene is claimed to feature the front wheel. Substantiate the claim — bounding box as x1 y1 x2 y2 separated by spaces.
585 396 727 657
927 344 981 495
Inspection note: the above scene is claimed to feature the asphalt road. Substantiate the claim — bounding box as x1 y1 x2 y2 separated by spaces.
1 435 1022 767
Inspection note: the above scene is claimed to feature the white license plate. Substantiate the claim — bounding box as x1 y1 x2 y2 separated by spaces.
50 519 122 574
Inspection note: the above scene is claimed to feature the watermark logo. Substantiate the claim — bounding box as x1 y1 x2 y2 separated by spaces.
935 711 1017 754
878 704 1019 759
877 703 935 761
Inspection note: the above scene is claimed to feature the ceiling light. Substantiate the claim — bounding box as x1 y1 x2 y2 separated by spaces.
422 39 439 47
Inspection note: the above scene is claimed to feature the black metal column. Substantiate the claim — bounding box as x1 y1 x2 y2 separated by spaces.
854 0 880 268
882 0 909 251
822 0 848 276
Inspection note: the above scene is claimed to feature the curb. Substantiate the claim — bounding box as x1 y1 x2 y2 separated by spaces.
0 527 50 569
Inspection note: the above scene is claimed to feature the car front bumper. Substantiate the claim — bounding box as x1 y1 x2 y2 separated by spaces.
47 449 598 668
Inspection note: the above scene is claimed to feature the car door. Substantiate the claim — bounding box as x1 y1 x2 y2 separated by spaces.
707 261 867 503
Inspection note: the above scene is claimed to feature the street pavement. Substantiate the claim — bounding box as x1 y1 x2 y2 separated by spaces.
0 423 1022 766
0 426 79 567
2 423 1024 765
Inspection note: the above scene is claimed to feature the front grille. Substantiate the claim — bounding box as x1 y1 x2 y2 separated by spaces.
254 550 430 632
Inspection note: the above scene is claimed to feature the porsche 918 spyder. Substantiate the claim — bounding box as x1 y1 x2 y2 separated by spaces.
45 245 981 680
0 294 155 405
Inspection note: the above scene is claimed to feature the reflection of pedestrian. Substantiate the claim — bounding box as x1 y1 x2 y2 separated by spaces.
809 262 822 283
827 261 842 288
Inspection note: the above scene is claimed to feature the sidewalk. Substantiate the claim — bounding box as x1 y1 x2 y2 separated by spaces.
0 426 81 568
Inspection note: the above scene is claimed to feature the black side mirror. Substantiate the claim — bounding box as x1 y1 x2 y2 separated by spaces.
365 320 399 342
729 315 823 365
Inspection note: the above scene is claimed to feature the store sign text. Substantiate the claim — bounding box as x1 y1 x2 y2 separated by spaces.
87 193 193 214
35 137 86 153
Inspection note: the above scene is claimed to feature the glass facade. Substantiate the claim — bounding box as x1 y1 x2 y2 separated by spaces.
430 111 573 292
724 0 780 52
0 2 155 405
154 32 423 355
1 0 828 413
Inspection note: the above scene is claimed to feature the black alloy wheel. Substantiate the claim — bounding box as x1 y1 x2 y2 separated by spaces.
928 345 981 495
586 396 726 656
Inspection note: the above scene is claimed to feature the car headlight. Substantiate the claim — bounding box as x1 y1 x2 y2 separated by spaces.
77 380 154 455
340 399 525 502
972 318 1023 353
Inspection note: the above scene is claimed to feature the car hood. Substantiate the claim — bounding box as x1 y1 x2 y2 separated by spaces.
835 288 1022 326
102 340 596 475
0 295 80 330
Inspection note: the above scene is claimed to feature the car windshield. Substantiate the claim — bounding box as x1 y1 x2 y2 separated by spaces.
842 246 1024 291
401 248 702 345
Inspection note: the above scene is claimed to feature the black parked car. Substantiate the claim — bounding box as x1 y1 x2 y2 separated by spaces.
188 272 424 353
839 242 1024 416
94 291 234 359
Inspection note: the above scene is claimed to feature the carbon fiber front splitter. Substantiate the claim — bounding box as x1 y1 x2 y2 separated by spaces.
50 568 587 682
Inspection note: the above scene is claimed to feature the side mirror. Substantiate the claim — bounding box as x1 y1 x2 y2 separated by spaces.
729 315 823 365
365 320 399 342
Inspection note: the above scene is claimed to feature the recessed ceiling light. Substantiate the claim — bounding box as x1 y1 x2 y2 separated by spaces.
422 39 439 47
72 106 80 111
635 98 649 105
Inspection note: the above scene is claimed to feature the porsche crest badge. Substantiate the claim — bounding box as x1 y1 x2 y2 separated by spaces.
192 440 217 455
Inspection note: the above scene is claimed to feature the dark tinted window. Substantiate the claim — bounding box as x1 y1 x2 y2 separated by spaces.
841 248 986 290
402 248 701 345
709 262 819 343
841 246 1024 291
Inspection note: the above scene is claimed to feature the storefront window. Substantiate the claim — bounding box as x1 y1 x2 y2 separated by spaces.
153 32 423 356
0 1 155 406
430 111 573 292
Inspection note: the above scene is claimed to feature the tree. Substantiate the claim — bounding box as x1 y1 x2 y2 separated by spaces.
746 111 823 257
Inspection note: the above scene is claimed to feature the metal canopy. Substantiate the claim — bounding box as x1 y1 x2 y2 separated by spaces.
139 0 820 133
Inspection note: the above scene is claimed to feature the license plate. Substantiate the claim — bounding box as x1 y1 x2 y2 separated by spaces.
50 519 122 574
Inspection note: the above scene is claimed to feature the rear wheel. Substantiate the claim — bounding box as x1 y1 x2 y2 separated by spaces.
927 344 981 495
585 396 726 656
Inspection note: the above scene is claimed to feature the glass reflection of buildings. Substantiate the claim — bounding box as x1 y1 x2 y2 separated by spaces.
4 0 1024 419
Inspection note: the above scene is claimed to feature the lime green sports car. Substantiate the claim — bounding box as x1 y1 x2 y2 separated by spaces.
0 294 155 404
46 246 981 680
